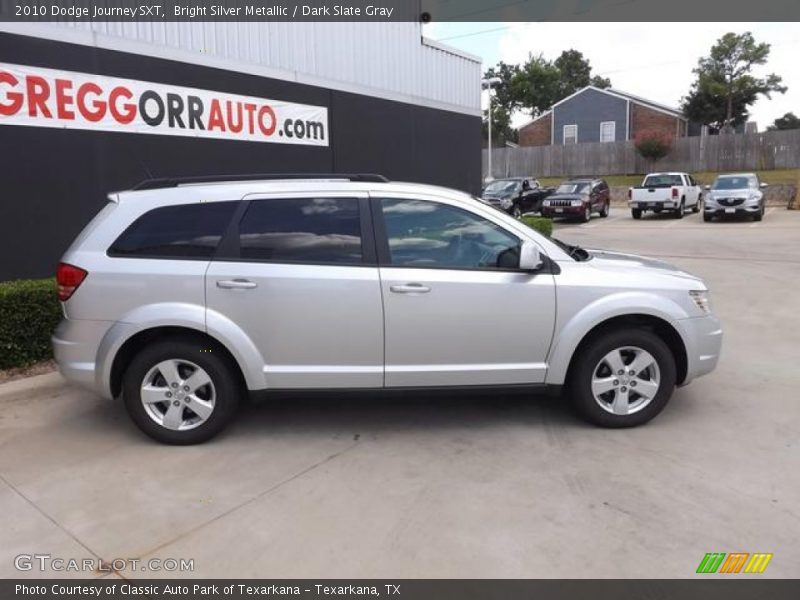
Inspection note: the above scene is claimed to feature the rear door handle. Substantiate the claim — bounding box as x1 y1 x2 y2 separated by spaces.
216 279 257 290
390 283 431 294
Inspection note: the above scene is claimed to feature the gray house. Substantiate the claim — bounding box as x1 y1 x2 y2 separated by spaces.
519 86 690 147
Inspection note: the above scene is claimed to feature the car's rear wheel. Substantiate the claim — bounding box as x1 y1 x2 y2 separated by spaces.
675 200 685 219
568 329 677 427
631 208 642 220
703 212 712 222
123 338 241 444
692 196 701 213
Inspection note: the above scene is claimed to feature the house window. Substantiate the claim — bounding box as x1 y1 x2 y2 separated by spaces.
563 124 578 145
600 121 616 143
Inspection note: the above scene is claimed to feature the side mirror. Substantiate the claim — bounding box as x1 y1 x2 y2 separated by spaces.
704 185 711 191
760 182 768 189
519 241 543 271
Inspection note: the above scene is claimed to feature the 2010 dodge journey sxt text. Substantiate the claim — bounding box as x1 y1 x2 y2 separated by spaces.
53 174 722 444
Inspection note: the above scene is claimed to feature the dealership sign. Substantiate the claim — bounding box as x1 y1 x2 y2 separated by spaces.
0 62 329 146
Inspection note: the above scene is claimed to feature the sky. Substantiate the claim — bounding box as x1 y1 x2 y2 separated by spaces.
424 22 799 130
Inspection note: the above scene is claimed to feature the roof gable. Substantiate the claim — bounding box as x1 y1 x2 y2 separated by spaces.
551 85 686 120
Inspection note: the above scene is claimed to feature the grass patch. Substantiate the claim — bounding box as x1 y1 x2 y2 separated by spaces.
520 215 553 237
538 168 800 188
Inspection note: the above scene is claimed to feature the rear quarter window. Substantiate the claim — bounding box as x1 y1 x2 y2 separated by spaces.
108 202 237 259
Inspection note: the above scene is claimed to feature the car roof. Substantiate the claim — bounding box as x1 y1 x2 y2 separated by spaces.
716 172 757 178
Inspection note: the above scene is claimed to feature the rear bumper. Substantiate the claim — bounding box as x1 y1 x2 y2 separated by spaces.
629 201 677 211
676 314 723 386
52 318 112 396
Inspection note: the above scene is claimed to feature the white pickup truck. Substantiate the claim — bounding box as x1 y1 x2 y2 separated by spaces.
628 172 702 219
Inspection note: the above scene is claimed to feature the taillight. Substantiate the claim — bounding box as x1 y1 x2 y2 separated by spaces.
672 187 679 198
627 188 632 200
56 262 88 302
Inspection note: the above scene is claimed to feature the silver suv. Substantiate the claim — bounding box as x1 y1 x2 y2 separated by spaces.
703 172 768 222
53 174 722 444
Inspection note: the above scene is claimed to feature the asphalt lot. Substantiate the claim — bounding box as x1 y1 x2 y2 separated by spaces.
1 208 799 579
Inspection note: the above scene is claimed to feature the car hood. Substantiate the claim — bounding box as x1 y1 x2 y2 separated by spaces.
482 191 513 200
708 188 751 197
586 248 705 285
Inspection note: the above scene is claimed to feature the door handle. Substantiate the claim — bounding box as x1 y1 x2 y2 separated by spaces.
216 279 257 290
390 283 431 294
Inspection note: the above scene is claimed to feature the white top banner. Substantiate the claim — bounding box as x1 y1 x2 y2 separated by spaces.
0 62 329 146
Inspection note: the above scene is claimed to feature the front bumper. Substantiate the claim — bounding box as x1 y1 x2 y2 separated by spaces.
676 314 723 385
541 205 584 217
704 203 761 217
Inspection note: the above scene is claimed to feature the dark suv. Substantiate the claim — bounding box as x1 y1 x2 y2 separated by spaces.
481 177 554 217
541 178 611 222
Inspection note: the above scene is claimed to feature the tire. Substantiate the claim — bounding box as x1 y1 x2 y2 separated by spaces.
753 203 764 222
511 204 522 219
692 195 701 213
631 208 642 220
703 212 712 222
122 337 242 444
568 328 677 428
582 206 592 223
600 201 610 218
675 200 685 219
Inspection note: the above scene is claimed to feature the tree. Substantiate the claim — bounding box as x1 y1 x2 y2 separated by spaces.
682 32 786 131
482 49 611 131
635 131 673 168
767 112 800 131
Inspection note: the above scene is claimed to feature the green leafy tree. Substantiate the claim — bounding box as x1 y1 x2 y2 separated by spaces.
682 32 786 131
482 49 611 138
767 112 800 131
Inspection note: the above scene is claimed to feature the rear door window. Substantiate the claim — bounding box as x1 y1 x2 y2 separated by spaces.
108 202 238 259
236 197 363 265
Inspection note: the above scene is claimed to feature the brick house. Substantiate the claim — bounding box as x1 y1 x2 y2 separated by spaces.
518 86 691 147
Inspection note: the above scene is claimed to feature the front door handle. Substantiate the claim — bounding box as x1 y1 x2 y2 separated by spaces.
390 283 431 294
216 279 257 290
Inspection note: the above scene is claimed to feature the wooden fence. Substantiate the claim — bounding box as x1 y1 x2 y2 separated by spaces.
482 129 800 178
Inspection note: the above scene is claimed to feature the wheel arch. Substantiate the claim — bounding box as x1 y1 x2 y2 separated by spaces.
546 299 690 387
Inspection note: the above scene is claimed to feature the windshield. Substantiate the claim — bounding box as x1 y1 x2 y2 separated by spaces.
643 174 683 187
555 182 590 194
712 176 756 190
484 180 519 195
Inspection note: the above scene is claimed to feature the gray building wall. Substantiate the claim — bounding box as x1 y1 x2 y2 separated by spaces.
553 88 627 145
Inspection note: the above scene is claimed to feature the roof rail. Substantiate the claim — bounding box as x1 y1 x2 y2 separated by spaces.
132 173 390 191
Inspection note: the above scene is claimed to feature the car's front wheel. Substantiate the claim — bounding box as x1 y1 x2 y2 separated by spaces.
123 338 241 444
568 329 677 427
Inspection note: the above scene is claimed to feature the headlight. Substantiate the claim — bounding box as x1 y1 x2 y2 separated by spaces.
689 290 712 315
570 199 583 207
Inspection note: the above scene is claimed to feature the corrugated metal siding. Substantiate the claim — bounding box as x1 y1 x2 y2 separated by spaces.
553 88 627 145
7 21 480 114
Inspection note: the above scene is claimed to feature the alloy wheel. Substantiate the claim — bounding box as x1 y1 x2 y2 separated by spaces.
140 359 216 431
590 346 661 415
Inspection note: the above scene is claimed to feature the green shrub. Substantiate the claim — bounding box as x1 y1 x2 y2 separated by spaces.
0 279 61 370
520 215 553 237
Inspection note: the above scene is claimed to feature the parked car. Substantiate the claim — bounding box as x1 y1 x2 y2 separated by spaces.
628 172 702 219
481 177 554 217
703 173 767 222
53 173 721 444
540 178 611 222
